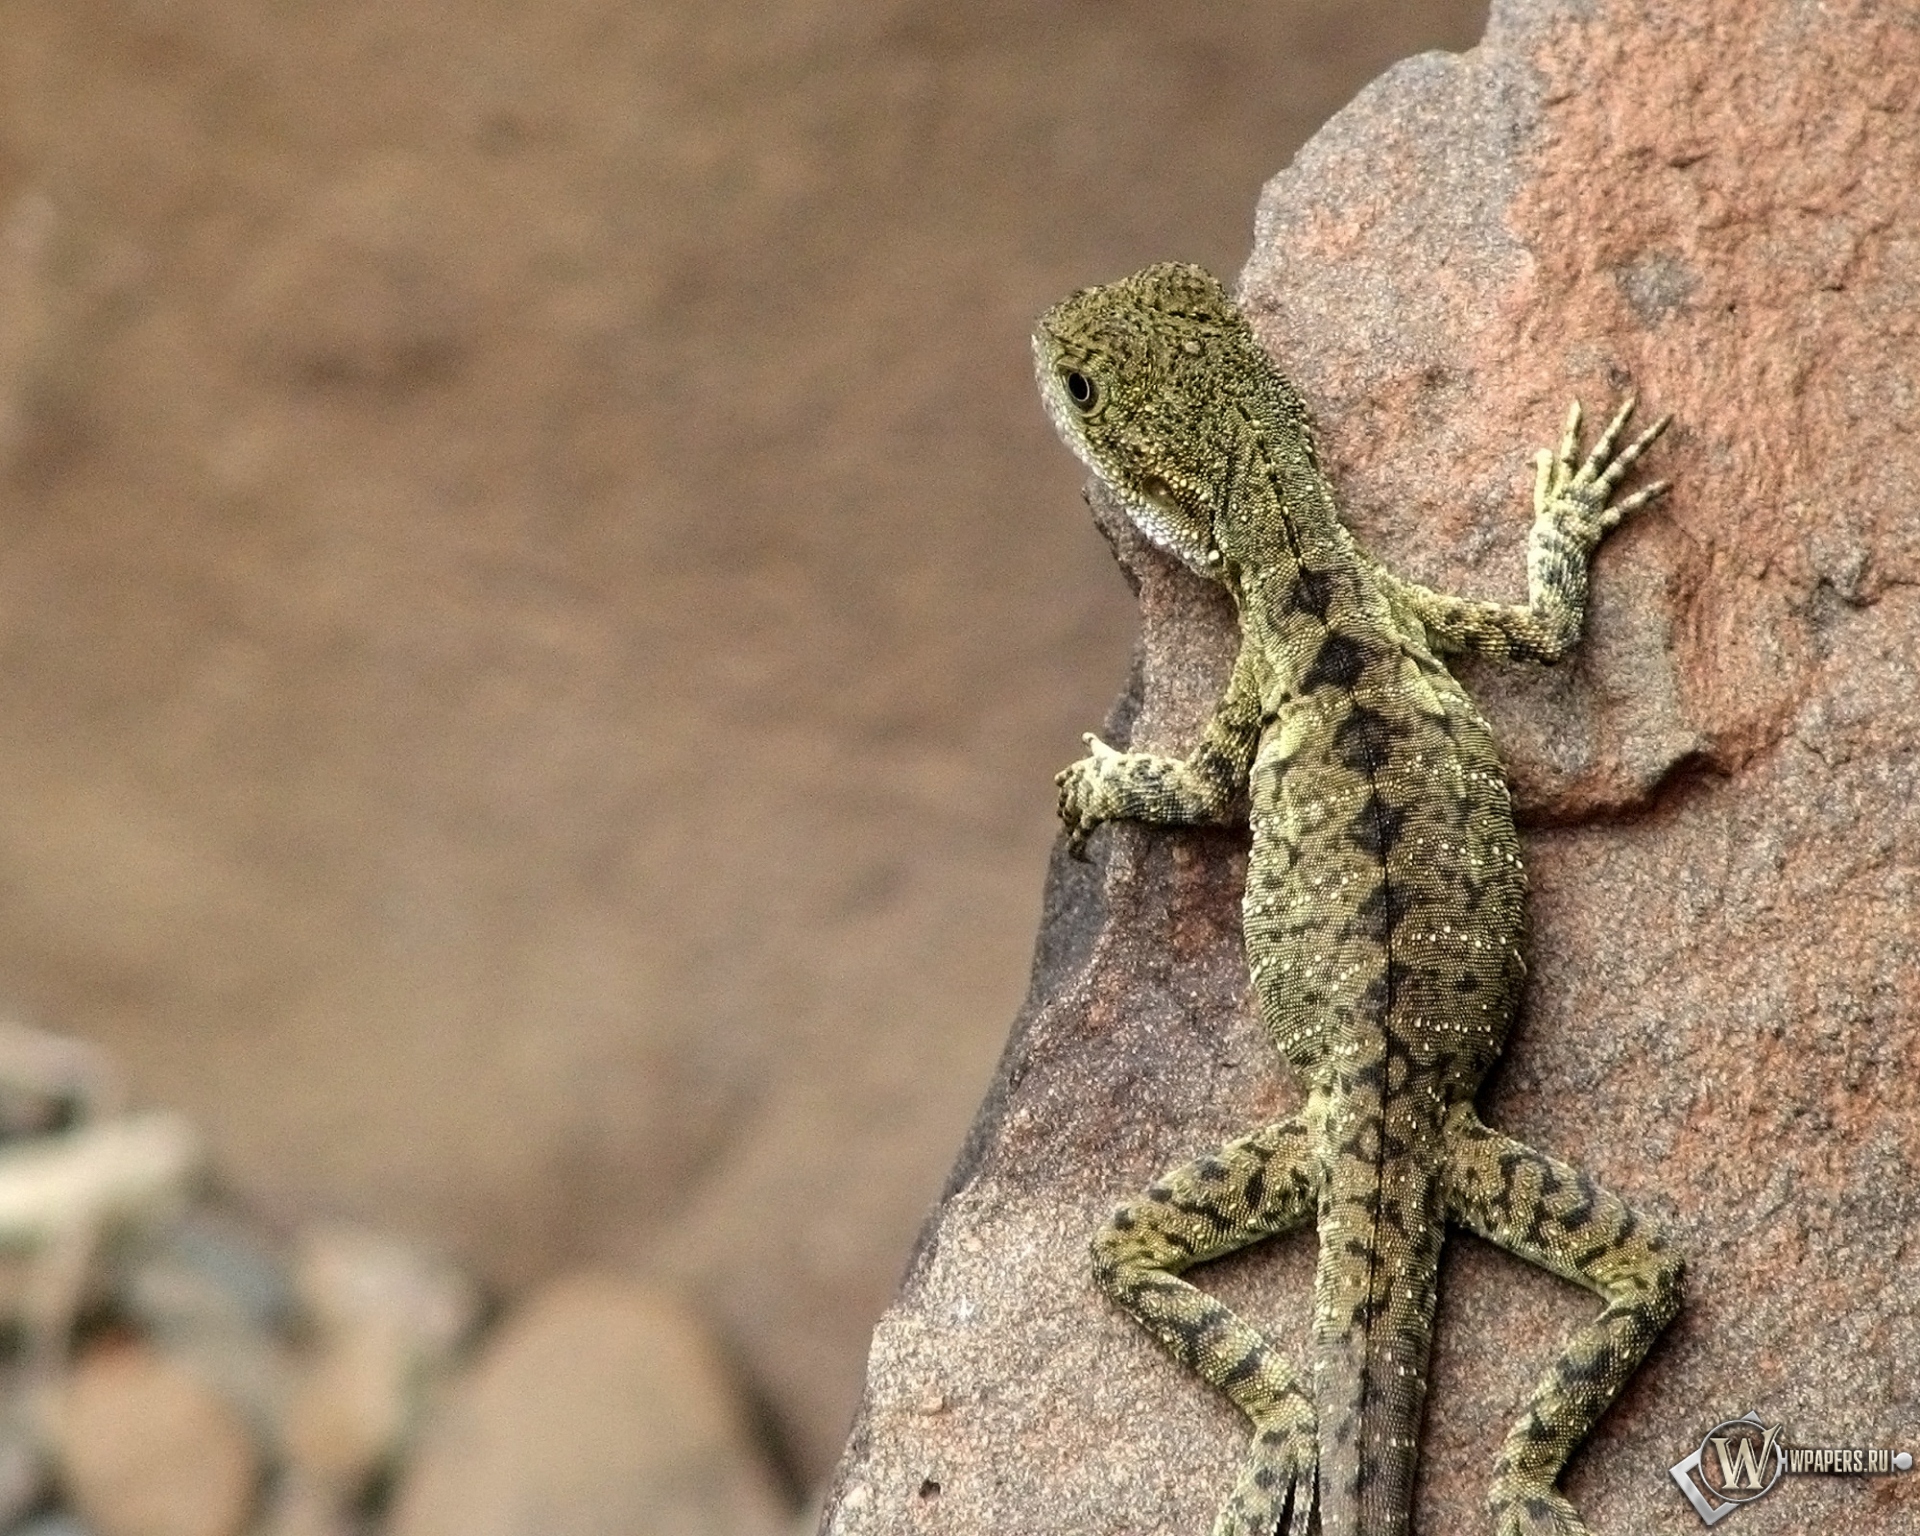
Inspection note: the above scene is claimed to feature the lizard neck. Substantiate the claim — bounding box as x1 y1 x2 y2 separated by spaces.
1217 420 1381 686
1213 397 1347 569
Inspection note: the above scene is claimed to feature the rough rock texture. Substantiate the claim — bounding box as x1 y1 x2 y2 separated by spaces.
822 2 1920 1533
386 1273 789 1536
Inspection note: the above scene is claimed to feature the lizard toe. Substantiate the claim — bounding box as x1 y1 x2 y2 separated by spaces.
1212 1416 1318 1536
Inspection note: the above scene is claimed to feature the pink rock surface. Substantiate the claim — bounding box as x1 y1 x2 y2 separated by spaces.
822 2 1920 1532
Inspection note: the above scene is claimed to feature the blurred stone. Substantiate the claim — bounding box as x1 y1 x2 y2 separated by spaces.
282 1328 415 1499
281 1224 479 1498
55 1343 259 1536
0 1112 202 1385
112 1206 298 1436
0 1425 49 1531
119 1206 296 1340
387 1273 788 1536
0 1019 125 1142
0 1113 199 1241
252 1472 354 1536
12 1516 97 1536
823 2 1920 1533
141 1328 294 1471
293 1225 479 1354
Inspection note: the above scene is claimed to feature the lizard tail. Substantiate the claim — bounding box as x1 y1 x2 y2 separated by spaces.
1309 1093 1447 1536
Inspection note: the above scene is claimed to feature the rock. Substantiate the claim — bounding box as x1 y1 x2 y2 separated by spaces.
292 1224 479 1354
386 1273 788 1536
0 1428 49 1531
822 2 1920 1534
0 1112 199 1240
251 1472 354 1536
55 1343 259 1536
280 1224 480 1499
118 1206 296 1342
0 1018 126 1139
281 1327 421 1499
0 1109 204 1386
113 1206 299 1436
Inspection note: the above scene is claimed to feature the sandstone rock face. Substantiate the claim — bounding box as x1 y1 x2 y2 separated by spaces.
822 2 1920 1533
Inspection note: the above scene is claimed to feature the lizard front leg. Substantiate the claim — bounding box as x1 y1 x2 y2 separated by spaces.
1441 1105 1684 1536
1092 1113 1323 1536
1370 397 1671 665
1056 640 1262 855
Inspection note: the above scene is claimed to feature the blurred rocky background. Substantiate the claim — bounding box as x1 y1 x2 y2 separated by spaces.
0 0 1485 1528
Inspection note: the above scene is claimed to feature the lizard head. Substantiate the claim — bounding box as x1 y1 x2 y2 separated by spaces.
1034 262 1280 579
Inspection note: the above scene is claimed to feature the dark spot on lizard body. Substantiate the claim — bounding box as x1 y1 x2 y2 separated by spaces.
1299 631 1371 693
1347 794 1409 859
1332 705 1396 774
1287 566 1336 621
1350 880 1415 945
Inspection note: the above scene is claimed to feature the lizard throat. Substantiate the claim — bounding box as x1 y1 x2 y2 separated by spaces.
1112 486 1222 576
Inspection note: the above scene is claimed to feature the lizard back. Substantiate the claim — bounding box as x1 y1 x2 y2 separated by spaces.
1242 559 1529 1533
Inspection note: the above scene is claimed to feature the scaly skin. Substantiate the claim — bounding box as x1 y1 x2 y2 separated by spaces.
1035 263 1684 1536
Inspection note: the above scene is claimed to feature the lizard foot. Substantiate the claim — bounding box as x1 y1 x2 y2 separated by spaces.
1489 1478 1591 1536
1054 732 1125 858
1533 396 1670 550
1211 1412 1319 1536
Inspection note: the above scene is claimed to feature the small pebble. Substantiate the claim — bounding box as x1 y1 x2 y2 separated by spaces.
55 1343 259 1536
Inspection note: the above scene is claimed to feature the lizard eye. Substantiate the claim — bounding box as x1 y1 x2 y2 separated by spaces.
1062 369 1098 411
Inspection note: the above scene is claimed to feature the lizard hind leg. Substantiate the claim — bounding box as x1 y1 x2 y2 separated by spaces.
1090 1114 1323 1536
1440 1107 1684 1536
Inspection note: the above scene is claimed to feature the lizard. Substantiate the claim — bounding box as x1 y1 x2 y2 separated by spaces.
1034 262 1685 1536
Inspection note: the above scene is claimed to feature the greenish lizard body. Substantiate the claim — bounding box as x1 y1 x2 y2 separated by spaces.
1035 263 1683 1536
